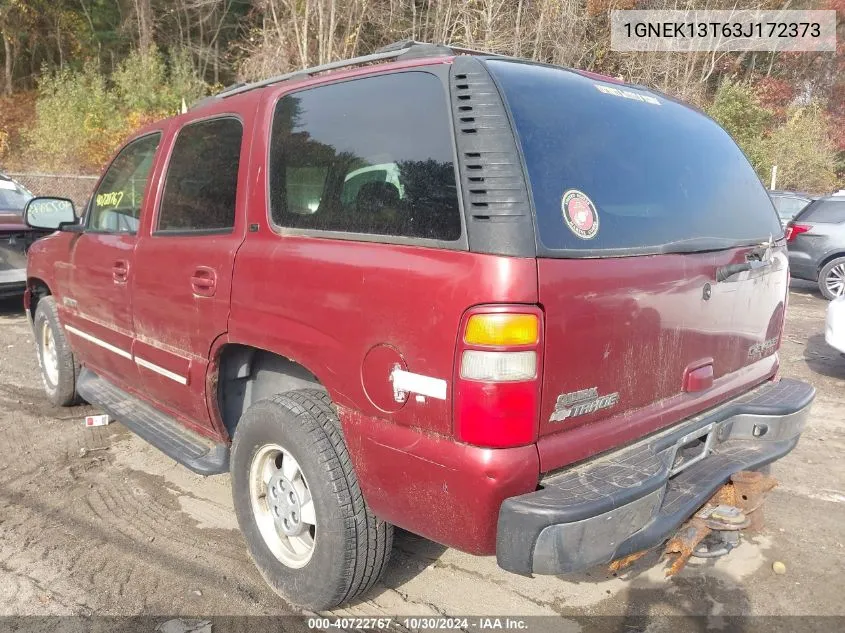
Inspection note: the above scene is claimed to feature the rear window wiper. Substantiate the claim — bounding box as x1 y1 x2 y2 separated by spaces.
716 236 776 282
716 260 772 282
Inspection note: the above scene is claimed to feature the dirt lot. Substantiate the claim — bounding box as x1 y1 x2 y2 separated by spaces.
0 282 843 626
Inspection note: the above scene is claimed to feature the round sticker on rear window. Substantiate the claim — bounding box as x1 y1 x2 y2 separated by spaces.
561 189 599 240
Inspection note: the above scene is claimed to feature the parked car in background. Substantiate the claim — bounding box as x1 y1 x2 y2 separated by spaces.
786 194 845 300
0 173 39 299
24 41 813 610
769 190 813 228
825 295 845 354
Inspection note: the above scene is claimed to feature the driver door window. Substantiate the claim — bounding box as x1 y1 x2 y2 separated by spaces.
88 133 161 233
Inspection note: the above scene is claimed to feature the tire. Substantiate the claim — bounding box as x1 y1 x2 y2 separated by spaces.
33 296 80 406
231 389 392 610
818 257 845 300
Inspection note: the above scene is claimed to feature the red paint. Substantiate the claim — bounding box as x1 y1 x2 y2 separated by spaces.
0 210 27 232
24 54 790 556
338 404 539 554
536 248 786 471
683 361 714 393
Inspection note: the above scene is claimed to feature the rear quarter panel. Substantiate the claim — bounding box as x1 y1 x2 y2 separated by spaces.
229 235 538 434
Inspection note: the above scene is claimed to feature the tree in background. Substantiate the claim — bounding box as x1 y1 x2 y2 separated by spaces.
760 105 839 192
707 81 771 172
24 47 207 171
0 0 840 188
707 79 839 193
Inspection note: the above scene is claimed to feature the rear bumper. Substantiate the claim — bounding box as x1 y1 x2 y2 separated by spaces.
496 378 814 575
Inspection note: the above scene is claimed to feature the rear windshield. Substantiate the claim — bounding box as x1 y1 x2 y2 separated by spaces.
0 176 33 213
771 195 810 220
795 198 845 224
486 60 782 255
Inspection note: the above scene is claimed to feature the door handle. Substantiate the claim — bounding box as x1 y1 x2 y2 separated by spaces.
113 260 129 284
191 266 217 297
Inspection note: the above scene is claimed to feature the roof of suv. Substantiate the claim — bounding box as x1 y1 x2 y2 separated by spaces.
190 40 646 111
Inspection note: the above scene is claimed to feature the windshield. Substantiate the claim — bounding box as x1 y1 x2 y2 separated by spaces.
0 176 34 213
486 60 782 255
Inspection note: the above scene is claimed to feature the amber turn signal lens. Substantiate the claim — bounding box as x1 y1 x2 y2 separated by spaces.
464 313 539 346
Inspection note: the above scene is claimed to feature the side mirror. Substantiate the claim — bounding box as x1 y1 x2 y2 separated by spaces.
24 197 78 231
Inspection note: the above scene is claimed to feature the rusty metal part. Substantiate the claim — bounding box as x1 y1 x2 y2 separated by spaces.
663 471 777 575
664 518 711 576
608 550 648 573
731 470 777 532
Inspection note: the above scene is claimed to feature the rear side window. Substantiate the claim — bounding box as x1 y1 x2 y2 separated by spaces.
487 60 782 254
157 117 243 233
796 199 845 224
269 71 461 241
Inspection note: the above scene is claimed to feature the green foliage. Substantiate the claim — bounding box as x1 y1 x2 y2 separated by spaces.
706 81 770 170
24 47 208 170
113 47 206 116
759 105 839 194
25 62 122 169
707 81 839 193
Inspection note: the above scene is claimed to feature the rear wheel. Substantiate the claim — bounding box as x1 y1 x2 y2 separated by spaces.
231 389 392 610
33 296 80 406
819 257 845 300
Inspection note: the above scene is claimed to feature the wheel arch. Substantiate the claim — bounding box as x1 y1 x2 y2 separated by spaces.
212 341 330 438
817 251 845 274
25 277 52 323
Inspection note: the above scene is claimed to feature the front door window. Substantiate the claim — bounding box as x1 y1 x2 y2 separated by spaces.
88 133 161 234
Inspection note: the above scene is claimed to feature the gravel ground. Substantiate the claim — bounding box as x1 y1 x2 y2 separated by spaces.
0 281 843 628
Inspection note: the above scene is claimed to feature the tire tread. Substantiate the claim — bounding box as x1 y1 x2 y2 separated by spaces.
232 389 392 609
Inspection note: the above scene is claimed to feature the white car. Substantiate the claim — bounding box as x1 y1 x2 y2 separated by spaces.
825 295 845 353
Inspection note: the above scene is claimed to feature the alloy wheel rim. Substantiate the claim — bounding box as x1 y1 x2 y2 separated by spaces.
825 264 845 297
248 443 317 568
40 321 59 386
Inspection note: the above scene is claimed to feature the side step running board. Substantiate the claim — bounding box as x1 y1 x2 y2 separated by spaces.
77 368 229 475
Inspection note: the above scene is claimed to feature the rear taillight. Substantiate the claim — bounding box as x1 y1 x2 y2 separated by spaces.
454 307 543 448
785 223 810 241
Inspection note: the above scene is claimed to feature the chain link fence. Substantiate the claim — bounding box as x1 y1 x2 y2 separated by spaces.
7 172 98 213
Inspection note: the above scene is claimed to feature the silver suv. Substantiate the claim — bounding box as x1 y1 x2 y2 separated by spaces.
787 195 845 299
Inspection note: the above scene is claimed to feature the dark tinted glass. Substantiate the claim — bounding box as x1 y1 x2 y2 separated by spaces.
89 133 160 233
0 176 33 213
269 72 461 241
796 199 845 224
158 118 242 233
487 61 782 254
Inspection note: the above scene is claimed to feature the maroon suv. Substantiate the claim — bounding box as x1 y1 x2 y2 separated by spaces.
23 42 813 609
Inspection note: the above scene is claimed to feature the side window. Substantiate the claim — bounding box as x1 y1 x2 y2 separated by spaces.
157 117 243 233
88 133 161 233
269 71 461 241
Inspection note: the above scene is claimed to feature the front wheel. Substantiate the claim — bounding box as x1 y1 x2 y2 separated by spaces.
819 257 845 300
231 390 393 610
33 296 80 406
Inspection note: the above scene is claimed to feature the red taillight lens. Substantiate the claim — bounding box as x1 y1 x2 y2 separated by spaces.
454 306 543 448
785 223 810 242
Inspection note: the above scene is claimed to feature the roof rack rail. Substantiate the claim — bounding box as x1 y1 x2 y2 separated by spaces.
195 40 498 108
